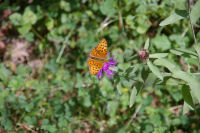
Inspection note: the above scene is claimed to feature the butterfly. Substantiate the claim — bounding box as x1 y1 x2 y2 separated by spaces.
88 38 108 75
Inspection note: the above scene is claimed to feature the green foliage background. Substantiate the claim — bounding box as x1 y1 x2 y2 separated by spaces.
0 0 200 132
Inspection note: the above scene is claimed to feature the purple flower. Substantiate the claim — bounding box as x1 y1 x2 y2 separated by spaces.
97 56 117 80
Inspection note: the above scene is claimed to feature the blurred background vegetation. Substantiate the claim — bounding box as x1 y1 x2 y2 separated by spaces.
0 0 200 132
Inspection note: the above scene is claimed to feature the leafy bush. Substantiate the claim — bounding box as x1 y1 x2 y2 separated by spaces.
0 0 200 132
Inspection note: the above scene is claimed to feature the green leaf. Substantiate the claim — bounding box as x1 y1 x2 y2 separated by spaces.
106 101 118 117
147 61 163 80
58 117 68 128
143 73 157 89
144 38 150 50
136 15 151 34
166 78 183 86
100 0 116 17
2 118 12 130
18 24 32 35
25 32 34 41
171 49 198 60
194 44 200 64
129 87 137 108
48 125 57 133
175 48 198 56
182 85 194 109
183 101 192 114
187 58 199 66
0 90 9 110
0 64 11 84
60 1 71 12
183 101 191 114
22 8 37 25
154 58 180 71
159 10 187 26
61 13 67 23
8 76 25 89
151 35 171 51
125 15 135 29
9 13 22 26
154 58 200 103
16 64 31 77
116 83 122 95
25 102 34 112
24 116 36 125
45 18 54 30
149 53 168 58
170 49 184 56
190 0 200 25
42 119 49 126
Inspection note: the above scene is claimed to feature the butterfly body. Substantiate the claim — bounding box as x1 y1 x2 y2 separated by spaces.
90 56 107 62
88 39 108 75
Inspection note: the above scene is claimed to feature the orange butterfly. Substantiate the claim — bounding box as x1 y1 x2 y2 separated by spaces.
88 39 108 75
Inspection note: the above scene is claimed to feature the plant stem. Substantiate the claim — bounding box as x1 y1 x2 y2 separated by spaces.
128 104 142 125
187 0 197 45
56 31 72 63
187 0 200 65
32 27 46 42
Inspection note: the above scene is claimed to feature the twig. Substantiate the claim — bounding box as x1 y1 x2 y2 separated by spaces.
181 28 188 37
187 0 197 45
56 31 72 63
97 17 117 34
128 104 142 125
169 105 182 111
133 104 142 119
56 42 66 63
194 24 200 28
118 10 124 31
169 105 182 115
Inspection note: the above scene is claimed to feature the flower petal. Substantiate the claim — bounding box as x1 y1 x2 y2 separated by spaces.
103 63 109 70
108 56 114 61
105 72 111 79
106 69 115 75
108 60 117 65
109 65 116 68
97 69 103 80
95 55 117 80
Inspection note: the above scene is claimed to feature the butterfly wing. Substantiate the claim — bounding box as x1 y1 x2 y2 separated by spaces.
88 58 104 75
90 38 108 59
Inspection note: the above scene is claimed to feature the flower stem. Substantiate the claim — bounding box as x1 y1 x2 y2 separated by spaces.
187 0 197 45
187 0 200 65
